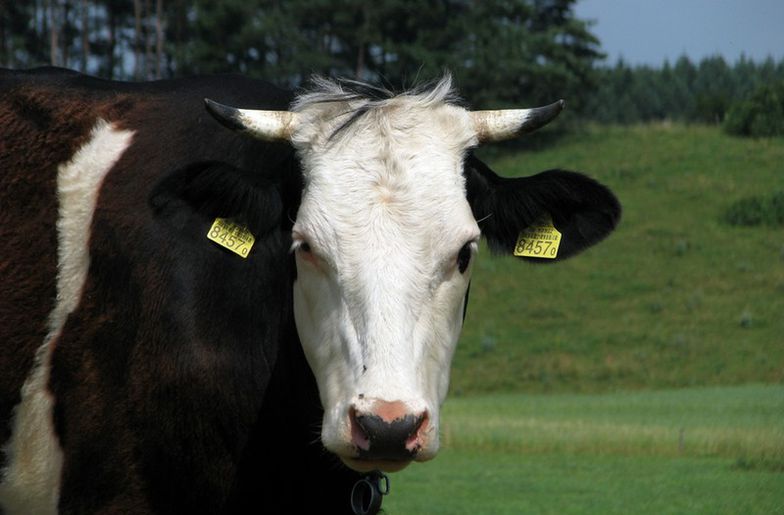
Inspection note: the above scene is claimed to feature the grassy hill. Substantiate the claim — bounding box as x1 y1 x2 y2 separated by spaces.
453 124 784 394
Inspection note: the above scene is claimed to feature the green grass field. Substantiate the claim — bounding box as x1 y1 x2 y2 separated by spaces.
383 385 784 514
384 125 783 514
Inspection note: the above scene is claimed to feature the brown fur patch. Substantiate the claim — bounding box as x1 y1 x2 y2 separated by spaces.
0 85 98 465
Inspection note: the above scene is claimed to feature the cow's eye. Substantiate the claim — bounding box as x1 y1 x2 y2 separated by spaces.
457 243 472 274
293 239 319 267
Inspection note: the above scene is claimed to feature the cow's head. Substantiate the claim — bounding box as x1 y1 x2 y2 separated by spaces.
205 76 620 472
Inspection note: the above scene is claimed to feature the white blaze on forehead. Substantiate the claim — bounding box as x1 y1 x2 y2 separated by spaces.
0 120 134 514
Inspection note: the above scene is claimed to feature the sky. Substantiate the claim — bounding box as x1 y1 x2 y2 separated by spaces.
574 0 784 66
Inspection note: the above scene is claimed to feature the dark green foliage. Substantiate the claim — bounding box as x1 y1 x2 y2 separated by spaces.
585 55 784 125
723 81 784 137
447 0 604 110
176 0 605 109
723 191 784 227
0 0 603 109
5 2 783 121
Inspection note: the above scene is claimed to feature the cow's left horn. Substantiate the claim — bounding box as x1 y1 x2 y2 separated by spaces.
204 99 298 141
470 100 565 143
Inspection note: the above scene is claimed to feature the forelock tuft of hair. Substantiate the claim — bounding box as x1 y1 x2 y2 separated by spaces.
292 74 460 111
290 74 463 143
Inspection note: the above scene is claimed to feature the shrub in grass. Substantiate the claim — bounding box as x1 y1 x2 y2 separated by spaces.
722 191 784 227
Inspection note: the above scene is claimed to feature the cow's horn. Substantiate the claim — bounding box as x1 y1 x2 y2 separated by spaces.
204 99 298 141
470 100 565 143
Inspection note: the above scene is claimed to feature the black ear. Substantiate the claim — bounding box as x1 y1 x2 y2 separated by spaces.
149 161 285 237
464 154 621 262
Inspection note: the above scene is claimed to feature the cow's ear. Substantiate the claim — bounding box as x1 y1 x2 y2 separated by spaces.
150 161 285 236
464 154 621 262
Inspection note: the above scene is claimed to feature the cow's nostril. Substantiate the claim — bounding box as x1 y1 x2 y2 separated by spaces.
405 411 429 452
349 403 427 461
349 406 371 451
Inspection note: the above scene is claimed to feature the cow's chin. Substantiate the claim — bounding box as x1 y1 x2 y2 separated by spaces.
336 446 438 473
340 456 413 473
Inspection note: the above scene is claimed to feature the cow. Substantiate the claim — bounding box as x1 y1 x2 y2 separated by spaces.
0 67 620 514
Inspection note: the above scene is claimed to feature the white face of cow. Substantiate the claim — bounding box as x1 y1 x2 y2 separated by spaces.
204 76 566 472
289 88 479 472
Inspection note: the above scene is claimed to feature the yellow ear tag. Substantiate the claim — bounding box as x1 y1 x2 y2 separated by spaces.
513 215 562 259
207 218 255 258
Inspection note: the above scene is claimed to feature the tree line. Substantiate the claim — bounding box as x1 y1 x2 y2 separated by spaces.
1 0 781 128
584 55 784 125
0 0 603 109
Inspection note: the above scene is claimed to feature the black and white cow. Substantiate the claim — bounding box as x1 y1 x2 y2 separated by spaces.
0 67 620 514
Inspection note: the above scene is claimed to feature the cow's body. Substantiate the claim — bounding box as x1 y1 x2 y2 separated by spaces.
1 67 620 514
0 67 361 514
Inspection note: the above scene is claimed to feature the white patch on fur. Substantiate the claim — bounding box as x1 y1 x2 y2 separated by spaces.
289 77 481 468
0 120 134 514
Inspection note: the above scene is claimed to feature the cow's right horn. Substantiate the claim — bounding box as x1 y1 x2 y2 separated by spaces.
204 99 298 141
470 100 565 143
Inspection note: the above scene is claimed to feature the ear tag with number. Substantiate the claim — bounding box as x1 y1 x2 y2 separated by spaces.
513 215 561 259
207 218 255 258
